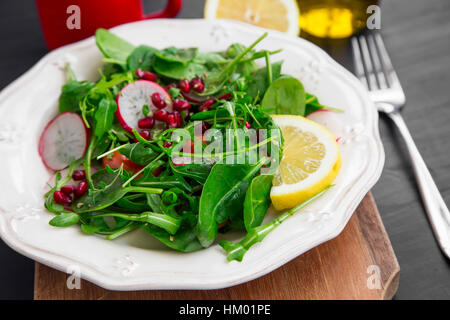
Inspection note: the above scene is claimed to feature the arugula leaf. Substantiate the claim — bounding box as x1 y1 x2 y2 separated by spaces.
140 224 203 252
49 212 80 227
94 98 117 139
59 80 94 113
220 186 332 261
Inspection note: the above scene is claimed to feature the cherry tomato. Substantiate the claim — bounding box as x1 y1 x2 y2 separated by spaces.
102 151 143 174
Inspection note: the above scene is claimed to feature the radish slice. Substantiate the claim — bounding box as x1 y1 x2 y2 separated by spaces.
116 80 172 132
38 112 89 171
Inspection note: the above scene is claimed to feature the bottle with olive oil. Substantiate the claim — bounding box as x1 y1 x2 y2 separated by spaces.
298 0 379 38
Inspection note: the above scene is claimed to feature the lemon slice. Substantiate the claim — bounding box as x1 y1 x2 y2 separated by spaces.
270 115 341 211
204 0 300 36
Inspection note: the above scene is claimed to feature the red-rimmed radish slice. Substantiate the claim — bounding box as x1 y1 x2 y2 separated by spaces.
116 80 172 133
39 112 89 171
306 109 344 139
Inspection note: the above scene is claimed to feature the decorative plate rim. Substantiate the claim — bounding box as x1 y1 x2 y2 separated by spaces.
0 19 384 290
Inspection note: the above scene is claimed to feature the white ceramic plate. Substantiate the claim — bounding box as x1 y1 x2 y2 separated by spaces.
0 19 384 290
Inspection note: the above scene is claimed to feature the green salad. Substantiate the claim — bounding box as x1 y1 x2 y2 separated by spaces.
39 29 333 261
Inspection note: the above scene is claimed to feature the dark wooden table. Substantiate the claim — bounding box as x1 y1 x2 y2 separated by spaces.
1 0 449 299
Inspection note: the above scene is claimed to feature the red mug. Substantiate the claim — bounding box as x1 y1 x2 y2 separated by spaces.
35 0 183 50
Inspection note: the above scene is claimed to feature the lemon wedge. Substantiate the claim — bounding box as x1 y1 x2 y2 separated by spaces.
204 0 300 36
270 115 341 211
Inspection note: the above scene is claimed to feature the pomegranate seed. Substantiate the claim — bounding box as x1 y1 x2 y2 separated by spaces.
151 92 166 109
53 191 72 206
198 99 215 112
217 92 232 100
138 116 155 129
154 109 168 122
182 140 195 153
245 121 252 129
178 80 190 93
173 111 182 127
74 181 88 199
166 113 178 128
201 121 210 133
72 170 86 181
61 185 75 196
152 166 163 177
164 83 177 91
139 130 151 140
163 141 173 148
190 78 204 93
135 69 157 82
173 99 191 111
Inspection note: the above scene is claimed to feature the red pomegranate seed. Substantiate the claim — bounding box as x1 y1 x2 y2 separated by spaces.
61 185 75 196
178 79 190 93
164 83 177 91
152 166 163 177
183 140 195 153
74 181 88 199
245 121 252 129
72 170 86 181
217 92 232 100
173 99 191 111
135 69 157 82
190 78 205 93
201 121 211 133
140 130 151 140
53 191 72 206
198 99 215 112
163 141 173 148
154 109 168 122
173 111 182 127
166 113 178 128
151 92 166 109
138 116 155 129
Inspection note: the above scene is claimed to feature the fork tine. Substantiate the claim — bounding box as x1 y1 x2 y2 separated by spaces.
358 35 379 90
366 33 388 89
351 37 368 89
373 33 401 88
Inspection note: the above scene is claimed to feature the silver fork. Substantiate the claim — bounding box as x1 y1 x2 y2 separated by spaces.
352 32 450 258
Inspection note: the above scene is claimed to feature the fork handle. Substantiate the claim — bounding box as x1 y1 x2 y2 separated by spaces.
385 105 450 258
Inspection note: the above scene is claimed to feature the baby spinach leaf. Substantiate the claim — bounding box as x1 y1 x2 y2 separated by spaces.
197 159 267 248
49 212 80 227
140 224 203 252
118 143 159 165
246 61 283 99
95 28 135 62
94 98 117 139
152 57 208 80
169 161 213 184
155 47 198 65
243 174 273 231
261 76 306 115
127 45 158 71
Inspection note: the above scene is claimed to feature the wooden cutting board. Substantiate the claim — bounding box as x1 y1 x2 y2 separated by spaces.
34 193 399 300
